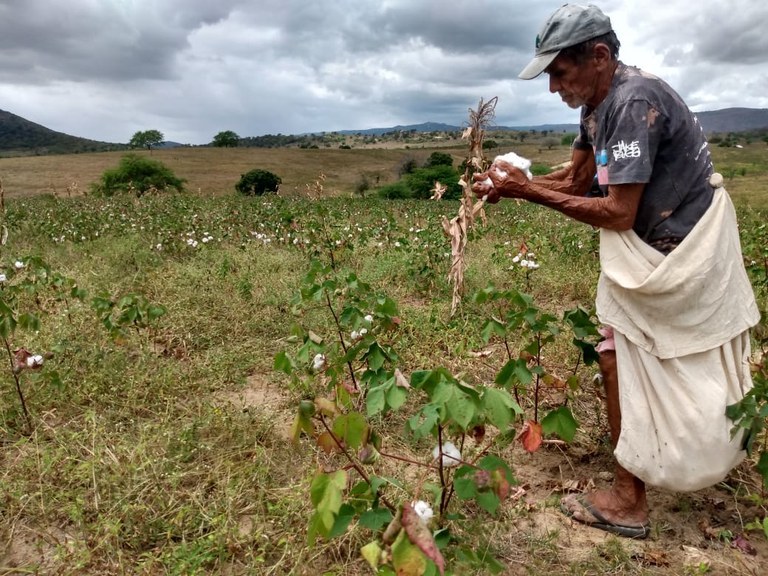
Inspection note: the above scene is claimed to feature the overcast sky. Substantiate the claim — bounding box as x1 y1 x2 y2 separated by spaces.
1 0 766 145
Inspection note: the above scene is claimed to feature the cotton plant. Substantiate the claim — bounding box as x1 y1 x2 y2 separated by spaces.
277 259 518 575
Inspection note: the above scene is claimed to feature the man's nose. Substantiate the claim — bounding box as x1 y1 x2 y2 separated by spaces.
548 76 560 93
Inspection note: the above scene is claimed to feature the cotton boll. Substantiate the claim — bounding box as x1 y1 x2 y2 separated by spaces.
412 500 434 523
494 152 533 179
432 442 462 467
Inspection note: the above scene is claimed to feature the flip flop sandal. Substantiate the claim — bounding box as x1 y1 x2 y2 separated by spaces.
560 494 651 539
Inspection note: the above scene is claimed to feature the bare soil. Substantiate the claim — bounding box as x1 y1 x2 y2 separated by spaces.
226 376 768 575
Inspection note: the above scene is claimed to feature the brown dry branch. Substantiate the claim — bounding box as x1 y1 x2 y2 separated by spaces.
441 97 497 316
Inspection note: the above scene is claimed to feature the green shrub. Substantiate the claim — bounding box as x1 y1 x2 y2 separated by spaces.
423 151 454 168
92 154 185 197
405 165 462 199
531 164 553 176
376 181 412 199
235 169 282 196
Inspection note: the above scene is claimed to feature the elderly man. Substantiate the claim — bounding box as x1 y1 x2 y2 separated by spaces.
474 4 759 538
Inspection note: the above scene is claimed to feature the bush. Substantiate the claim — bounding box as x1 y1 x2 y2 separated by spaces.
376 182 412 199
235 169 282 196
530 164 553 176
405 165 462 200
423 151 454 168
92 154 185 197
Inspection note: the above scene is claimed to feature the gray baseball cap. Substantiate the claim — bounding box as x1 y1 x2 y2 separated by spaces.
518 4 613 80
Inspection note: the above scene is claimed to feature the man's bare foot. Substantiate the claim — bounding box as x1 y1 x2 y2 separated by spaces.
561 490 650 539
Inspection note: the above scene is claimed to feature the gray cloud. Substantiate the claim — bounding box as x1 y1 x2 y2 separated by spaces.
0 0 765 144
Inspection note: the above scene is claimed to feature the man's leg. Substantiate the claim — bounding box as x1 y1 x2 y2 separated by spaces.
586 349 649 526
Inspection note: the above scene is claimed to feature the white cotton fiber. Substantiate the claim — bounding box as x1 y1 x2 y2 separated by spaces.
481 151 533 188
494 152 533 179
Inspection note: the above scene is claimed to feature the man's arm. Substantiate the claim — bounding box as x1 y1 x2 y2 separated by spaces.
534 146 596 196
474 160 644 231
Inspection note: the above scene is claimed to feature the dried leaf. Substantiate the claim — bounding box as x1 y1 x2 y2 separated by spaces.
632 549 670 567
316 432 340 454
394 368 411 389
430 181 447 200
401 503 445 575
314 397 338 416
517 420 543 453
468 348 493 358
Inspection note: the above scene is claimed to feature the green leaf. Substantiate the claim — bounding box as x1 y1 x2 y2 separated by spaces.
445 387 476 430
328 503 355 538
359 507 393 530
541 406 578 442
476 490 501 515
366 387 386 417
386 384 408 411
391 530 427 575
408 404 440 440
410 369 438 390
482 387 521 431
480 319 506 343
495 358 532 389
573 338 600 365
363 342 387 371
332 413 368 449
18 312 40 332
361 540 383 570
273 351 295 374
453 477 477 499
308 470 348 545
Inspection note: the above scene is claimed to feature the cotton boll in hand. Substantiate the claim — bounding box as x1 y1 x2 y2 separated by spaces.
493 152 533 179
480 151 533 190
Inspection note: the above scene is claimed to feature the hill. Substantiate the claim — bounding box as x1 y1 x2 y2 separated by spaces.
0 109 124 155
334 108 768 137
695 107 768 133
2 107 767 156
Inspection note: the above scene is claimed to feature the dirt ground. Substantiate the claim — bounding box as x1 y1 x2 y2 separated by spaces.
229 376 768 575
8 376 763 574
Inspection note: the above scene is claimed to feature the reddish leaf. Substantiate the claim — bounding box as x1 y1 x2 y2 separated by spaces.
731 534 757 556
341 379 360 395
401 503 445 576
491 468 510 500
474 470 491 490
517 420 543 453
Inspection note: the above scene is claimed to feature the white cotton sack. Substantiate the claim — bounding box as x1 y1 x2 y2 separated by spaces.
482 151 533 188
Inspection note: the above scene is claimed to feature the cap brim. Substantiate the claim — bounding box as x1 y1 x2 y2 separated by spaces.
518 50 560 80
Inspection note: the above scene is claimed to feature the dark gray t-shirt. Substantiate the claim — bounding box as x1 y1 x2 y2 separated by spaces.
574 63 714 245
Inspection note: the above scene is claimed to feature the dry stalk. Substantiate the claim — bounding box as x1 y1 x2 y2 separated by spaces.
441 97 497 316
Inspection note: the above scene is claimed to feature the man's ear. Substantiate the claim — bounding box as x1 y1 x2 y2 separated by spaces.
592 43 612 70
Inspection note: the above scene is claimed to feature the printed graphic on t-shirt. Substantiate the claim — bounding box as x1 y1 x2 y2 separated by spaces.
612 140 642 161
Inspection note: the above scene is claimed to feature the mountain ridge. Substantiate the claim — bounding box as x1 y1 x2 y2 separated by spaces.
2 107 767 154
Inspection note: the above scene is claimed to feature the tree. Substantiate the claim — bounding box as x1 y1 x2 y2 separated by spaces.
92 154 185 197
211 130 240 147
235 169 281 196
423 151 454 168
129 129 164 151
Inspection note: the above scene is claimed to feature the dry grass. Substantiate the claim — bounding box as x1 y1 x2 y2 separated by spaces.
0 142 575 200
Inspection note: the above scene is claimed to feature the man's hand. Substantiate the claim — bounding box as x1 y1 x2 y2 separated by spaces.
472 159 530 203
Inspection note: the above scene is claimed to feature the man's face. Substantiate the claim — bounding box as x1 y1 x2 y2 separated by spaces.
545 53 600 109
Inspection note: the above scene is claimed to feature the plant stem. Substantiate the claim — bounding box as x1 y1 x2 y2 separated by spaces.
3 337 31 433
324 291 359 393
317 414 395 512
